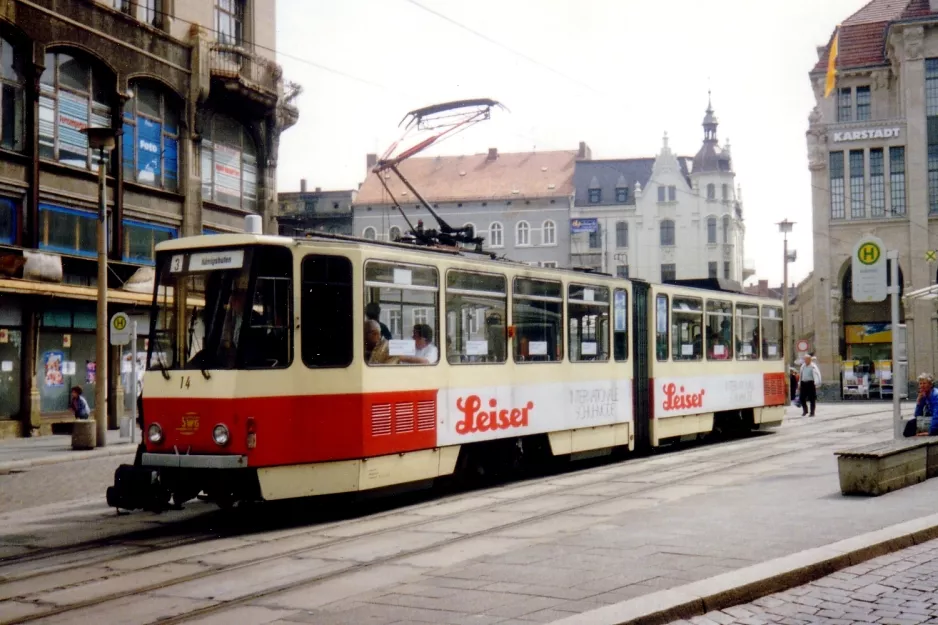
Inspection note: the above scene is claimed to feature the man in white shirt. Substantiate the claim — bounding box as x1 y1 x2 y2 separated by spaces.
799 354 822 417
399 323 439 365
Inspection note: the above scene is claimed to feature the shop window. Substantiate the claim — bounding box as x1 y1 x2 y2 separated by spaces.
735 303 760 360
123 220 177 265
568 284 609 362
122 81 179 191
201 112 257 211
445 270 507 364
39 51 113 171
37 304 98 413
39 204 96 258
513 277 562 363
761 305 783 360
301 255 353 368
0 197 15 244
0 37 24 152
671 296 703 361
706 299 733 360
613 288 628 361
655 293 668 361
364 260 439 366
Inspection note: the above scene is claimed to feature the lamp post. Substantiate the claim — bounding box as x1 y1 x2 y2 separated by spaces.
777 219 795 398
81 127 118 448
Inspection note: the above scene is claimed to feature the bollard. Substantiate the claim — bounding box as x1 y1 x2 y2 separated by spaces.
71 419 96 450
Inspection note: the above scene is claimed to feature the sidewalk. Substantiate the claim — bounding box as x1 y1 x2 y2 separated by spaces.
0 428 137 471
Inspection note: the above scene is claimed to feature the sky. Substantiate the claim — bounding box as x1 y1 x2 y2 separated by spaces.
274 0 868 287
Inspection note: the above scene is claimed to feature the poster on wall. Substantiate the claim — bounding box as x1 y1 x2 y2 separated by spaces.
43 351 65 388
0 329 7 343
137 118 162 184
86 362 96 385
213 143 242 195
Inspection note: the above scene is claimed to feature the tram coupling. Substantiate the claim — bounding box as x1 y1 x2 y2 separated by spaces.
105 463 171 513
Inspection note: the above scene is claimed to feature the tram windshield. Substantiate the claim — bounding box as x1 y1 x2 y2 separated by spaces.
148 246 292 371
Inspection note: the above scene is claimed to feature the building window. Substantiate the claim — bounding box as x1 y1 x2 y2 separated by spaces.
389 225 402 241
722 183 729 201
39 51 113 171
589 222 602 249
657 186 665 202
723 261 730 279
542 220 556 245
706 183 715 200
588 188 601 203
890 146 906 215
837 87 852 122
200 112 257 211
850 149 865 218
0 197 15 244
615 187 628 203
122 82 179 191
112 0 131 12
856 86 871 121
0 38 24 152
541 261 558 268
39 204 96 257
516 221 530 246
616 265 629 278
708 261 717 278
707 216 717 244
660 219 675 246
668 185 676 201
661 263 676 282
928 59 938 213
870 148 885 217
362 226 376 240
615 221 628 248
123 219 176 265
215 0 244 46
489 221 503 247
830 151 845 219
722 215 730 243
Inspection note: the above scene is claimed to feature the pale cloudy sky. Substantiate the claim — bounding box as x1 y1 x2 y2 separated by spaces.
274 0 867 286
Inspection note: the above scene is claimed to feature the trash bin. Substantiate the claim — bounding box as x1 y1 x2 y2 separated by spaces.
71 419 96 450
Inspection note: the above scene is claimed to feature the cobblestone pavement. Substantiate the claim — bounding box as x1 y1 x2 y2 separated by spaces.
672 537 938 625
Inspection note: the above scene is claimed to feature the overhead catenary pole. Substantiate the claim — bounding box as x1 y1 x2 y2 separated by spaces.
777 219 794 400
95 144 108 448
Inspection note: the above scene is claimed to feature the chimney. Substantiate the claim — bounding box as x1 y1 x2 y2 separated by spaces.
366 153 377 171
577 141 592 161
487 147 498 161
300 178 307 193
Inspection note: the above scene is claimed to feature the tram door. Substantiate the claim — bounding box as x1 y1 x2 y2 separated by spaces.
630 280 652 451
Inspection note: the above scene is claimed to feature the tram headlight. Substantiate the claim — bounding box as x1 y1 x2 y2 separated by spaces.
212 424 230 446
147 423 164 444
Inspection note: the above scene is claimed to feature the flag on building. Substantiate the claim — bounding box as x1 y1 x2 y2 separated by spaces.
824 27 839 98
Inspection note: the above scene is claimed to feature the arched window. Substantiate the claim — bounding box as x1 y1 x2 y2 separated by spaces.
388 225 401 241
660 219 675 246
39 51 113 170
542 220 556 245
489 222 503 247
0 37 24 151
362 226 376 240
722 215 731 243
616 221 628 248
516 221 530 246
462 222 475 238
706 183 715 200
707 216 717 244
122 81 179 191
200 112 257 210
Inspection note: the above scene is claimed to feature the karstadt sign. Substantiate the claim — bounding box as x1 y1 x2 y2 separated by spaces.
832 127 901 142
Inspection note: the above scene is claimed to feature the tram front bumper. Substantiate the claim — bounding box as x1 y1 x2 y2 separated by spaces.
140 453 248 469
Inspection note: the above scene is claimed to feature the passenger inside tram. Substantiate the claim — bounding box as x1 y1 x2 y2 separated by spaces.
364 319 398 365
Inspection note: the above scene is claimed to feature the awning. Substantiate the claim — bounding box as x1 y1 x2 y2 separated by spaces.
903 284 938 302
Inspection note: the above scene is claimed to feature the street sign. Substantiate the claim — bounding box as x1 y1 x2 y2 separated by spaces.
110 312 131 346
851 235 887 303
796 339 810 353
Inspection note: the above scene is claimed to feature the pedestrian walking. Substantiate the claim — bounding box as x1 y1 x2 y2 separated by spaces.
69 385 90 420
798 354 821 417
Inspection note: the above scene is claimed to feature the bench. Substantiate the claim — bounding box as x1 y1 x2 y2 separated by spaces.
835 437 938 496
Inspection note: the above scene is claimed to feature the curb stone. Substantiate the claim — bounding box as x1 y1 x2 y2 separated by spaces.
547 511 938 625
0 443 137 471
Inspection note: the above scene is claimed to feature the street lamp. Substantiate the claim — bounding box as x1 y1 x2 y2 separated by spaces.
81 126 119 448
777 219 795 400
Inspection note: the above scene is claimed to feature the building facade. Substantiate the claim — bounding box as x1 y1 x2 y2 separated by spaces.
569 102 752 284
807 0 938 398
278 179 355 237
0 0 297 437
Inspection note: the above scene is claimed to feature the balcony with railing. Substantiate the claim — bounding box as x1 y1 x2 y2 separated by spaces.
209 43 283 107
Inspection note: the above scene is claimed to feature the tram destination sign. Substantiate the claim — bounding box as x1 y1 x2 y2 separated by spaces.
851 234 887 303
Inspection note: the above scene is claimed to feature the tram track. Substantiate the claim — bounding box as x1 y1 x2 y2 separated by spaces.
0 407 896 625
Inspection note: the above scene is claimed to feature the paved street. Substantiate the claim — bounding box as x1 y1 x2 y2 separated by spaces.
672 537 938 625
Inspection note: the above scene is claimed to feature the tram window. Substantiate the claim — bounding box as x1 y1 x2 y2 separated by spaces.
364 261 439 366
237 247 293 369
512 277 563 363
761 305 783 360
301 255 353 368
735 303 760 360
671 296 703 361
613 288 628 361
706 299 733 360
445 270 507 364
568 284 610 362
655 294 669 361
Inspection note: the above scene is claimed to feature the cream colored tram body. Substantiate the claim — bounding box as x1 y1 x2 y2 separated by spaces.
107 233 786 511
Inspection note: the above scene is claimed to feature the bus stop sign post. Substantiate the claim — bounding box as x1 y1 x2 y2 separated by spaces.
888 250 903 440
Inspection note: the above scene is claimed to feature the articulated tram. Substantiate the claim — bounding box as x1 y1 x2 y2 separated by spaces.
107 230 787 512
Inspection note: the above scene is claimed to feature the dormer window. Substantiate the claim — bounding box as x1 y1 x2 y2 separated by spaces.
615 187 628 203
588 188 601 203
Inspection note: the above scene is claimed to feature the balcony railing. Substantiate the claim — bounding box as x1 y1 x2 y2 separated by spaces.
209 43 282 96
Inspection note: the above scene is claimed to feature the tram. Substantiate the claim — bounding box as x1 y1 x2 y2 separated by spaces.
105 227 787 512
